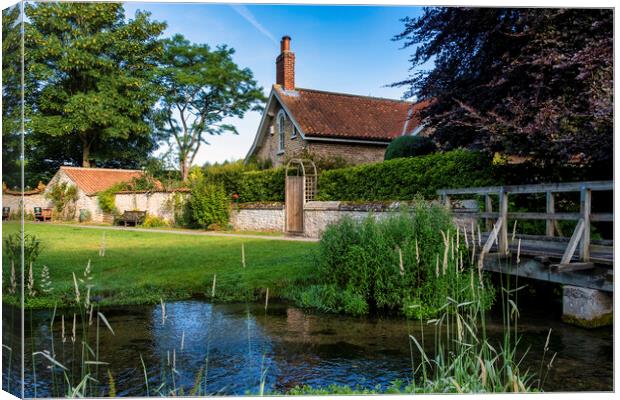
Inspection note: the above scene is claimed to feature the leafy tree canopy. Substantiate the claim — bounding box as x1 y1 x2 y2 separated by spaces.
393 8 612 176
2 5 22 188
25 2 167 172
155 34 266 181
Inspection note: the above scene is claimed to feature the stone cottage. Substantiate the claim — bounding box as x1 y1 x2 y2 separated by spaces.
245 36 430 167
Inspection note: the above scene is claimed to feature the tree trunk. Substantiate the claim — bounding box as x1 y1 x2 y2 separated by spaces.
82 141 91 168
180 158 189 182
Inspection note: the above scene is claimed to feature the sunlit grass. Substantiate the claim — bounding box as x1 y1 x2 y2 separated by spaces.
2 222 317 308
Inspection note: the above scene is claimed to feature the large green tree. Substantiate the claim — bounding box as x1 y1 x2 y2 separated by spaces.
393 8 612 176
2 5 22 188
155 34 265 181
25 2 166 169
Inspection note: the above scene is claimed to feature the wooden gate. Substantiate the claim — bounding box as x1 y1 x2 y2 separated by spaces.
285 176 304 233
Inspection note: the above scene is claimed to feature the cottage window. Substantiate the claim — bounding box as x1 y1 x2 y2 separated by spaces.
277 110 286 153
291 126 297 139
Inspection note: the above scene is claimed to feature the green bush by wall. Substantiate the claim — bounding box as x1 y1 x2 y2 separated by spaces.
384 135 437 160
317 150 495 201
188 181 230 229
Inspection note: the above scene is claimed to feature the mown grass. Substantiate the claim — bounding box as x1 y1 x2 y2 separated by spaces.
2 222 318 308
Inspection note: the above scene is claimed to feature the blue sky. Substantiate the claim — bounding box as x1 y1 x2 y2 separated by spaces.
122 2 424 165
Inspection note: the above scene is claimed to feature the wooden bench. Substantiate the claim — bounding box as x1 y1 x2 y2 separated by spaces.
117 210 147 227
2 207 10 221
34 207 52 222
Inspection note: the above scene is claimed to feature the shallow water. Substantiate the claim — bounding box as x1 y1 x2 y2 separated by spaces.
2 299 613 397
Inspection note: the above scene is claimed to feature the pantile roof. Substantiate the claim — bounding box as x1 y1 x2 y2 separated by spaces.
276 86 430 141
59 167 154 195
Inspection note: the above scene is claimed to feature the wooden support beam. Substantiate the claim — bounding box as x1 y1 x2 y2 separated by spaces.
441 194 451 210
580 188 591 262
484 194 493 232
553 220 564 237
561 218 585 264
498 189 509 255
550 262 595 272
478 216 503 270
546 192 555 237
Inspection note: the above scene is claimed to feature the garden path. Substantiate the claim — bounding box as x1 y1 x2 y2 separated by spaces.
34 222 319 242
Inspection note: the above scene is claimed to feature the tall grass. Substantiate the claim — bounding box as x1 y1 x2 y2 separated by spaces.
299 200 494 318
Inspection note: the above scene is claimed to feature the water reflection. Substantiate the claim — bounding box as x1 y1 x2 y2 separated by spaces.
2 300 613 397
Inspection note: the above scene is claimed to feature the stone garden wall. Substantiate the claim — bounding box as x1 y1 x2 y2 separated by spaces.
229 203 285 232
1 191 50 218
230 200 478 238
4 190 476 237
114 191 189 222
2 189 188 223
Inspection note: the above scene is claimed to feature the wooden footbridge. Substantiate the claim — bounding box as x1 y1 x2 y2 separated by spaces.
438 181 613 292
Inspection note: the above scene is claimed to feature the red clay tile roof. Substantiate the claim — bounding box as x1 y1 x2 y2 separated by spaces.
59 167 154 195
275 87 430 141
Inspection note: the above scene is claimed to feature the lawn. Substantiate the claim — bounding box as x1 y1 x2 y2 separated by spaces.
2 222 318 308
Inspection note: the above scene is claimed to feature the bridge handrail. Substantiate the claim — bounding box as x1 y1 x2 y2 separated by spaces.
437 180 613 196
436 180 613 268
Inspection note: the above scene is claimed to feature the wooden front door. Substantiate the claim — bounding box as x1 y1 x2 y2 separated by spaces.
285 176 304 233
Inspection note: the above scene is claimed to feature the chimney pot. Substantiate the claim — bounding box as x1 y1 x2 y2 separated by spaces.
281 35 291 52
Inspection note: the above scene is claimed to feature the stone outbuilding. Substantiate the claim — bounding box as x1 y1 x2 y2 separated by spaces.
245 36 431 167
2 166 184 223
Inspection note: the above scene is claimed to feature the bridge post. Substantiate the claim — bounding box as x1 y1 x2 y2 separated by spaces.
579 188 591 262
546 192 555 237
498 188 509 255
484 194 493 232
442 194 451 210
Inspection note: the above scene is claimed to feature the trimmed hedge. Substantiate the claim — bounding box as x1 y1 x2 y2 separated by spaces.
317 150 495 201
206 167 285 203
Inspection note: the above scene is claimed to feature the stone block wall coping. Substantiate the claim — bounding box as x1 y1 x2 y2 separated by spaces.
305 200 408 212
232 200 480 212
115 188 191 195
236 202 285 210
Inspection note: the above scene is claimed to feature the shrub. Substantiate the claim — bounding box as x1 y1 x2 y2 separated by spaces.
189 181 230 229
384 135 437 160
97 183 124 214
142 214 169 228
307 200 493 318
79 209 92 222
45 181 79 220
162 192 191 227
97 173 160 215
317 150 495 201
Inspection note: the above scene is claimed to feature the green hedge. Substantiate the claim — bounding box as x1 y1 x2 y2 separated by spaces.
207 167 285 203
317 150 495 201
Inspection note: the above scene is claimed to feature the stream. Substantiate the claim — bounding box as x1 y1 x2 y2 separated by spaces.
2 299 613 396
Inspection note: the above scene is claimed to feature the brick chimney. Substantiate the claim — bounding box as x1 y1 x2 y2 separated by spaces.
276 35 295 91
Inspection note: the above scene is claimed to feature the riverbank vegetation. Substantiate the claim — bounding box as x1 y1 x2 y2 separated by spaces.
295 201 494 317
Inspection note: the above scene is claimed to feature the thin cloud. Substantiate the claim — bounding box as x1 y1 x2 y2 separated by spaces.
230 5 278 46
